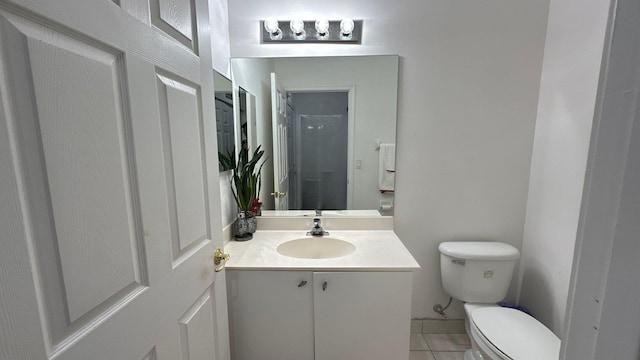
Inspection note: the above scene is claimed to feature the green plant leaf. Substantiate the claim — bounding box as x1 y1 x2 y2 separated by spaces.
220 145 267 213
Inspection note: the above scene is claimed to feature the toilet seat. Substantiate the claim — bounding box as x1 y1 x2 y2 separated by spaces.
468 317 510 360
470 307 560 360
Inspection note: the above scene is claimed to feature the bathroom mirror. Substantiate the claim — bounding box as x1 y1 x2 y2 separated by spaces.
235 86 259 152
231 55 398 214
237 87 248 148
214 71 234 171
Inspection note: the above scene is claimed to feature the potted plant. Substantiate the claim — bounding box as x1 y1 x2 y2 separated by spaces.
219 146 266 241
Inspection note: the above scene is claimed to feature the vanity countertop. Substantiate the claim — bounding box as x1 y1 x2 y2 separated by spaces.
224 230 420 271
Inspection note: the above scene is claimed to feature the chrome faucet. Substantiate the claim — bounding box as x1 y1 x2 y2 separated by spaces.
315 209 322 216
307 218 329 236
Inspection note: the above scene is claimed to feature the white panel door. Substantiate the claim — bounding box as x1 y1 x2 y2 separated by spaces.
0 0 229 359
270 72 289 210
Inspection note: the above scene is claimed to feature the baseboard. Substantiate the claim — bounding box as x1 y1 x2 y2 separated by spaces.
411 319 466 334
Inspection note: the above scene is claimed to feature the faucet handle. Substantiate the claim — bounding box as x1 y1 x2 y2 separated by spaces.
313 218 321 227
315 209 322 216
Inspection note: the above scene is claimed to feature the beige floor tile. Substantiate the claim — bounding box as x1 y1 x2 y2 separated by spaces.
409 351 436 360
410 333 430 351
432 351 466 360
424 334 471 351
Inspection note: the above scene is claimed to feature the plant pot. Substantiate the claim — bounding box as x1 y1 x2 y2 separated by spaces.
235 215 257 241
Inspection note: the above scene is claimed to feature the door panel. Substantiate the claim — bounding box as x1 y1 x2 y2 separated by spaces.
0 0 228 359
30 35 143 326
179 288 217 360
215 97 234 161
0 9 149 346
149 0 198 54
156 71 209 260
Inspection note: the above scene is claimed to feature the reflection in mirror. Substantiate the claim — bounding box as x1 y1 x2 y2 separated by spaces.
214 71 234 171
289 92 348 210
231 56 398 215
238 87 248 149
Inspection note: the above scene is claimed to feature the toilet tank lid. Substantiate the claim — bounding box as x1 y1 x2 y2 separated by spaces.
438 242 520 260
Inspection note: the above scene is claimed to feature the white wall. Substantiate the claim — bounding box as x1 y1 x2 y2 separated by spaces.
210 0 231 76
562 0 640 357
274 56 398 211
210 0 234 229
228 0 549 318
224 58 276 226
517 0 611 337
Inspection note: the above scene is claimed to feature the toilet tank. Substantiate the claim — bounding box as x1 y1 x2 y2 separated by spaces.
439 242 520 303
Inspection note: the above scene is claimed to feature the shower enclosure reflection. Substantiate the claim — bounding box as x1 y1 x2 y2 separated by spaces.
289 92 348 210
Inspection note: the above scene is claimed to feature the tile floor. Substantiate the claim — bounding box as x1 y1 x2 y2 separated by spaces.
409 333 470 360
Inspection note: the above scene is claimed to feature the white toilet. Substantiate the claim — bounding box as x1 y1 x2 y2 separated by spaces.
438 241 560 360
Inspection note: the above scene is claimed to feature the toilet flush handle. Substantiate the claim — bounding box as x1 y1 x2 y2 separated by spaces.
451 258 466 265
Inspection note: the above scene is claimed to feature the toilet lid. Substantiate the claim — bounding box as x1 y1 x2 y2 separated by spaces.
471 307 560 360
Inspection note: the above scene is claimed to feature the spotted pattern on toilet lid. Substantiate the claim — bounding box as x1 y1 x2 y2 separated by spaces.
471 307 560 360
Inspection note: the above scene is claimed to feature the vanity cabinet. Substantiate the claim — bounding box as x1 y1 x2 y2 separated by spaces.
313 271 412 359
227 271 314 360
227 270 412 360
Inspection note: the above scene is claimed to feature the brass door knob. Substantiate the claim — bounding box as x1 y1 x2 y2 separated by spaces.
270 191 286 198
214 248 230 272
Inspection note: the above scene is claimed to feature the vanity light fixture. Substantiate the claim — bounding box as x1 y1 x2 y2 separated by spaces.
263 17 282 40
260 18 362 43
314 18 329 39
290 18 306 39
340 18 355 39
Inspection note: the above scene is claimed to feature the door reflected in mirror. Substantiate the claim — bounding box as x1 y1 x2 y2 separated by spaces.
214 71 234 172
238 87 248 149
231 56 398 215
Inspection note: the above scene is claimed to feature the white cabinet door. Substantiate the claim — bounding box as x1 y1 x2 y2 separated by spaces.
313 272 413 360
0 0 229 359
227 270 314 360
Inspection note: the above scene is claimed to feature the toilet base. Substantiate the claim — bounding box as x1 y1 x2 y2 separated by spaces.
464 348 487 360
463 349 476 360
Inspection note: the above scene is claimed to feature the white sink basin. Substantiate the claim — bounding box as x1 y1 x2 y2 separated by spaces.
276 237 356 259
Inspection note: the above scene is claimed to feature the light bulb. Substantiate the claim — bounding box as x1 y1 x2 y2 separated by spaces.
340 18 355 36
264 17 282 40
290 18 305 38
264 17 280 34
315 18 329 37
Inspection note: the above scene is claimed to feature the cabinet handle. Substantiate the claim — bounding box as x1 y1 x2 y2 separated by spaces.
297 280 307 287
322 281 327 291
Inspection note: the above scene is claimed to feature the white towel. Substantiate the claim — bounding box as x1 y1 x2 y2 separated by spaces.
378 143 395 192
